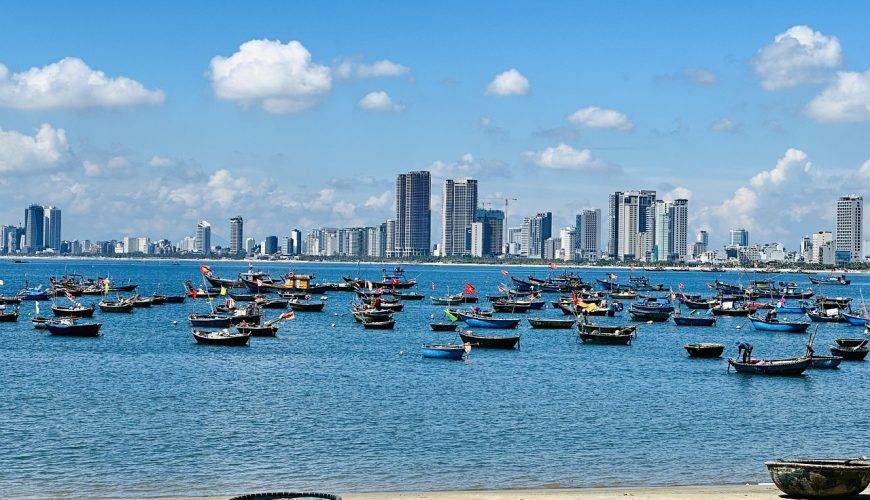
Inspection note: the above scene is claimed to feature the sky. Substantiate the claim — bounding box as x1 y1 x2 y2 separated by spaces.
0 1 868 249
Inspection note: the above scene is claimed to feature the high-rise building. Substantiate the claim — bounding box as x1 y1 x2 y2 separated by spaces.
43 206 61 251
1 225 23 254
693 230 709 259
609 190 656 261
195 220 212 255
836 195 863 262
652 200 671 262
669 199 688 261
543 237 560 260
474 209 504 257
811 231 834 265
264 235 278 255
365 224 386 258
575 209 601 260
441 178 478 256
506 226 522 255
244 237 255 255
24 204 45 253
730 228 749 247
800 235 813 262
290 229 302 256
521 212 552 259
393 171 431 257
559 227 575 261
229 216 243 256
469 222 485 257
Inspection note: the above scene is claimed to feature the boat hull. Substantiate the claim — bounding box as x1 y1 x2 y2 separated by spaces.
728 357 811 375
46 322 102 337
528 318 575 329
749 317 811 333
766 459 870 498
464 316 520 329
422 345 466 359
673 315 716 326
684 343 725 358
458 332 520 349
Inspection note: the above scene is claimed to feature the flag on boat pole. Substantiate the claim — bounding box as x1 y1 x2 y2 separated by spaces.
444 308 458 322
464 283 476 295
199 264 212 277
220 286 227 296
280 311 296 321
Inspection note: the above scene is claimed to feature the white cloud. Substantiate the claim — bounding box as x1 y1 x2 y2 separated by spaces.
0 123 69 174
428 153 510 180
521 143 613 171
358 91 404 112
485 69 530 96
332 200 356 217
710 117 738 133
804 70 870 123
335 59 410 79
364 190 391 208
753 25 842 90
859 158 870 180
749 148 810 188
568 106 634 131
81 156 132 178
0 57 164 109
663 186 693 202
682 67 718 86
148 155 174 167
209 39 332 113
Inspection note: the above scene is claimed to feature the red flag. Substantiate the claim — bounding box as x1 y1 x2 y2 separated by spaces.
391 277 400 285
571 291 580 305
464 283 476 295
280 311 296 320
199 264 212 276
500 269 510 277
190 288 199 298
548 262 557 269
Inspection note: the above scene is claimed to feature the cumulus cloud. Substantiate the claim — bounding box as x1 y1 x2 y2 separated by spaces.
710 117 738 133
753 25 842 90
568 106 634 131
209 39 332 113
148 155 174 167
335 59 410 79
750 148 811 188
81 156 133 178
0 123 69 174
804 70 870 123
485 69 530 96
358 90 404 112
0 57 164 109
663 186 693 202
364 190 391 208
521 143 615 172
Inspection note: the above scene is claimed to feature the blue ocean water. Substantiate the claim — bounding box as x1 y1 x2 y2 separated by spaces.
0 259 868 497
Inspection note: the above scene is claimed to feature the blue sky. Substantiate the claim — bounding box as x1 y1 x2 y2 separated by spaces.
0 1 867 248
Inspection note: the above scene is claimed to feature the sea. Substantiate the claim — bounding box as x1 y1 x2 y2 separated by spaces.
0 259 868 497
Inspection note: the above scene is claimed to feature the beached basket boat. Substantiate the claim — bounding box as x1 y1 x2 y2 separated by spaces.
766 459 870 498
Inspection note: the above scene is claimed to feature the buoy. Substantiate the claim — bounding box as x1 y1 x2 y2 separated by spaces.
331 323 336 327
647 320 653 324
172 320 178 325
736 325 742 330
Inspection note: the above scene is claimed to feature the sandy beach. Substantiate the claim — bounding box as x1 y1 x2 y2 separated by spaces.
338 484 784 499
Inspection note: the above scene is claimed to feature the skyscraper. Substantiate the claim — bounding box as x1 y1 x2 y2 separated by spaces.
441 178 478 256
290 229 302 255
836 195 863 262
43 206 61 251
264 235 279 255
609 190 656 261
195 220 212 255
229 216 243 256
652 200 671 262
521 212 552 259
575 209 601 260
24 204 45 253
730 228 749 247
474 209 504 257
669 199 688 261
393 171 431 257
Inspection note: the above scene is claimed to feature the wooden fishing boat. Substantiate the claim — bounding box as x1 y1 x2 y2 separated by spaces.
458 330 520 349
108 283 138 292
711 301 751 316
577 321 636 345
192 329 250 346
492 301 531 313
445 308 493 321
288 299 326 312
396 291 424 300
430 295 464 306
684 343 725 358
362 318 396 330
816 296 852 309
255 296 289 309
0 307 19 322
236 323 278 337
421 343 470 360
0 296 22 305
377 301 404 312
351 308 393 323
628 305 670 322
835 338 868 348
98 299 134 313
229 292 257 301
46 319 102 337
841 311 868 326
149 295 167 305
52 304 95 318
609 290 637 300
673 312 716 326
80 285 104 296
749 314 811 333
766 459 870 498
18 287 49 301
162 294 186 304
184 281 220 298
188 313 233 328
829 345 868 361
528 317 575 329
430 322 458 332
727 343 810 375
808 274 851 285
809 355 843 369
775 302 808 314
278 290 311 299
131 296 153 308
203 273 243 289
32 316 49 329
463 315 521 329
806 309 843 323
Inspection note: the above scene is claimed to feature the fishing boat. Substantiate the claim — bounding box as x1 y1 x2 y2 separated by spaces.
808 274 851 286
577 321 636 345
162 294 186 304
463 315 521 329
458 330 520 349
816 296 852 309
628 305 671 322
421 343 470 360
672 310 716 326
430 295 464 306
491 300 531 313
809 355 843 369
32 316 49 329
255 296 289 309
98 299 134 313
609 290 638 300
444 308 493 322
806 308 843 323
192 329 251 346
835 338 868 348
396 291 424 300
52 303 95 318
766 458 870 499
46 319 102 337
630 296 674 313
628 275 665 292
775 302 808 314
184 281 220 299
430 322 458 332
149 295 167 305
229 292 257 301
708 280 743 295
829 345 869 361
528 317 575 329
362 318 396 330
17 286 49 301
841 311 868 327
278 290 313 300
107 283 138 292
351 307 393 323
684 343 725 358
130 296 153 308
749 313 811 333
200 265 244 289
0 307 19 322
727 343 811 375
0 296 22 305
80 285 105 296
236 323 278 337
188 313 233 328
287 298 326 312
377 301 403 312
711 300 751 316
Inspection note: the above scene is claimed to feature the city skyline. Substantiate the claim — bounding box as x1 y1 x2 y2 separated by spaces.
0 3 868 247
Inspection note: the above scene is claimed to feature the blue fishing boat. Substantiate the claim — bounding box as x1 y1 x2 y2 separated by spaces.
775 302 808 314
421 343 470 360
749 313 810 333
842 311 868 327
17 285 49 301
463 315 521 329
